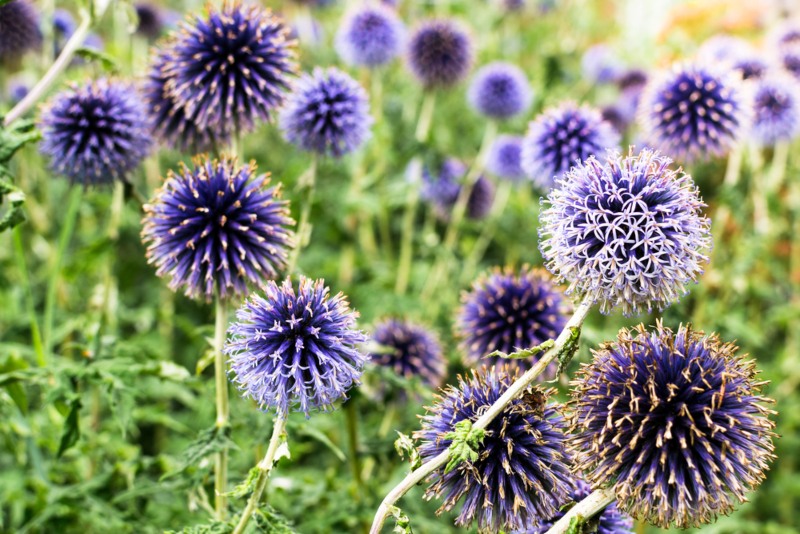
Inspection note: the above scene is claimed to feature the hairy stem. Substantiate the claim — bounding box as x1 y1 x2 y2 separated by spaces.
544 487 616 534
369 296 594 534
214 297 230 520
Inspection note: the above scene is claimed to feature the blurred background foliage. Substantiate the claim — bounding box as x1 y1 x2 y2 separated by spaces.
0 0 798 532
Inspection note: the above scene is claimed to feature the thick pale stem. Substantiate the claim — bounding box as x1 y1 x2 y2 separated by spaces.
369 296 594 534
214 297 230 520
415 92 436 144
544 487 617 534
232 416 289 534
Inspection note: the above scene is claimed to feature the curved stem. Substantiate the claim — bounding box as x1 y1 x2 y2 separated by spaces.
286 157 318 276
214 297 230 520
544 487 616 534
232 416 289 534
369 296 594 534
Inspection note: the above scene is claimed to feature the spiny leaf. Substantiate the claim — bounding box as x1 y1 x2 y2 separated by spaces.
161 425 236 480
443 420 485 474
253 504 298 533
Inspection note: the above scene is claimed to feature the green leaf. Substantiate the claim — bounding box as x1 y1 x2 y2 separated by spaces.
487 338 554 361
73 46 120 73
389 505 413 534
551 326 582 381
394 432 421 470
225 466 260 499
252 504 298 533
161 425 236 480
165 520 233 534
443 420 485 474
0 118 40 163
291 421 345 462
57 396 82 457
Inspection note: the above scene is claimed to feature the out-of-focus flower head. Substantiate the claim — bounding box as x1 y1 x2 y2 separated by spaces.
335 4 405 68
749 70 800 145
467 62 533 120
486 134 526 181
407 19 474 89
369 319 446 388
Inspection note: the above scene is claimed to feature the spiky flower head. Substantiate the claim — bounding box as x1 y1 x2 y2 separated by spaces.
225 277 367 416
570 322 776 528
135 3 166 39
335 4 405 68
457 267 568 375
407 19 474 89
540 148 711 316
39 79 152 186
417 367 573 532
369 319 446 388
524 479 633 534
521 102 620 190
467 62 532 120
581 44 624 84
466 175 495 220
279 67 372 157
749 71 800 145
486 134 525 181
638 63 751 163
141 156 294 302
162 2 296 136
0 0 41 64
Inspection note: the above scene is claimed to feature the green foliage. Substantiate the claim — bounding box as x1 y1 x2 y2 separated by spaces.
0 119 40 233
443 420 486 474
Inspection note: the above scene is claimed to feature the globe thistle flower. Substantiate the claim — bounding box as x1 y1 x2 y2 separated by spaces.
421 158 463 212
697 34 751 64
53 9 76 49
466 176 495 220
524 479 633 534
570 322 776 528
141 156 294 302
779 44 800 80
135 3 165 39
457 267 568 375
163 2 296 134
279 67 372 157
769 20 800 48
39 79 152 186
486 134 525 181
226 277 367 416
7 76 30 104
369 319 446 388
416 367 574 531
407 19 474 89
335 5 405 68
749 71 800 145
601 105 628 134
539 148 711 316
581 44 624 84
0 0 42 64
638 63 751 163
467 62 532 120
521 102 620 190
616 68 648 92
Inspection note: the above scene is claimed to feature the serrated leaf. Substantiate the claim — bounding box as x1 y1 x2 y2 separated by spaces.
443 420 485 474
224 466 261 499
487 338 554 361
161 425 235 480
73 46 120 73
389 505 413 534
394 432 421 470
253 504 297 533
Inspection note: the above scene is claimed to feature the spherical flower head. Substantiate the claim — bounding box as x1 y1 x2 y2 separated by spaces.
769 20 800 48
407 19 474 89
53 9 76 39
581 44 624 84
369 319 446 388
39 79 152 186
141 156 294 302
570 322 776 528
616 68 648 92
416 367 574 531
524 479 633 534
0 0 42 63
540 148 711 316
638 63 751 163
225 277 367 416
421 158 463 211
601 105 628 134
467 62 532 120
749 71 800 145
335 5 405 68
486 134 525 181
135 3 165 39
279 67 373 157
466 175 495 220
697 34 751 64
521 102 620 190
7 76 30 104
779 44 800 80
457 267 568 375
163 2 296 134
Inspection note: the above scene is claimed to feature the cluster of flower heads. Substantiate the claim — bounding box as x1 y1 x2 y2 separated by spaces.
0 0 41 64
369 319 446 389
457 266 568 376
335 4 405 68
141 156 294 302
225 277 367 416
279 67 372 157
39 79 152 186
467 62 532 120
570 322 776 528
417 366 574 532
540 148 711 316
146 2 296 151
407 19 474 89
421 158 495 221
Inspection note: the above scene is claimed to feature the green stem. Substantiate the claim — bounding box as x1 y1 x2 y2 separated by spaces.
214 297 230 520
344 400 364 500
286 157 318 275
12 227 46 367
232 416 289 534
43 186 83 358
415 92 436 144
461 180 513 283
395 157 423 294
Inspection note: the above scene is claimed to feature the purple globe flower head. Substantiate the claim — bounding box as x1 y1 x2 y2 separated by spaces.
616 68 648 92
539 148 711 316
486 134 525 181
601 105 628 134
466 175 495 220
523 479 633 534
0 0 42 64
570 322 777 528
779 43 800 80
53 8 76 40
615 69 649 124
749 71 800 145
369 319 446 388
697 34 751 64
39 79 152 186
416 366 574 532
581 44 624 84
638 62 751 163
225 277 367 416
769 20 800 48
421 157 464 210
733 55 770 81
521 102 620 190
457 266 568 376
407 19 474 89
467 62 532 120
7 76 30 104
335 4 405 68
141 156 295 302
279 67 372 157
135 3 165 39
144 46 226 152
163 2 296 134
